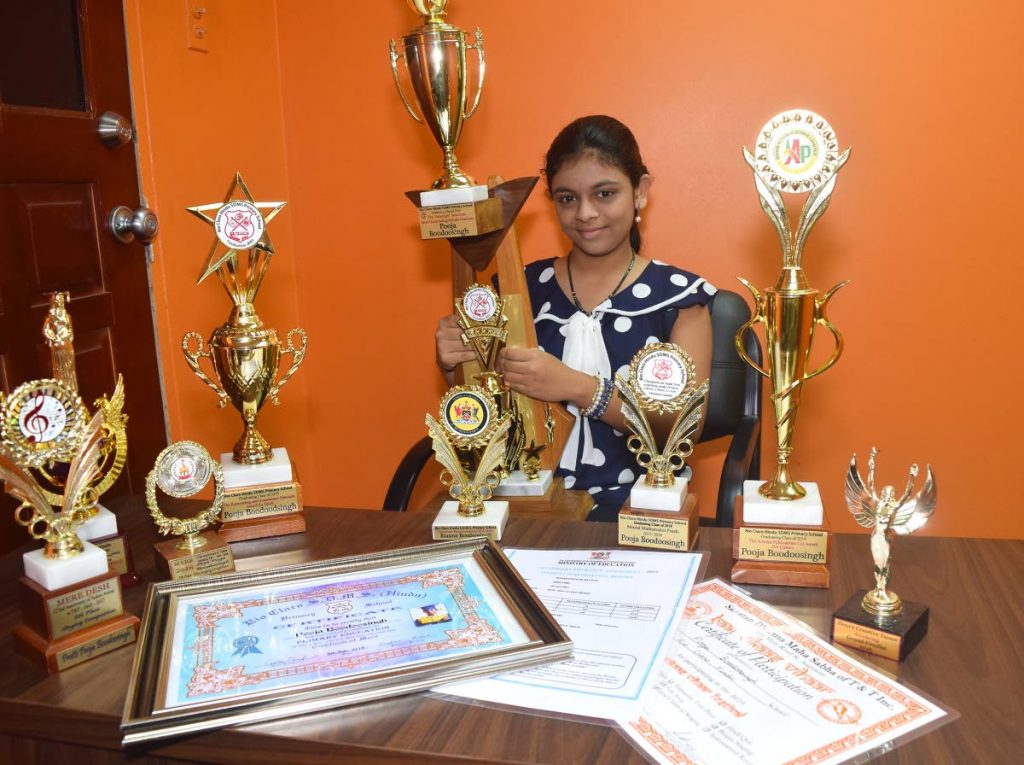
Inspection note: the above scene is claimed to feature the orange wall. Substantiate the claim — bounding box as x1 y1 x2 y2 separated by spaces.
130 2 1022 539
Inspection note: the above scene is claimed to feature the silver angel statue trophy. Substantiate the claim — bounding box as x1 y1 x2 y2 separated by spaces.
845 447 936 619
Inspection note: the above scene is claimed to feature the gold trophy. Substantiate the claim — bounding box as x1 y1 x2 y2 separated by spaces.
731 110 849 589
146 441 234 581
832 448 936 661
183 173 306 542
390 0 485 190
0 405 139 673
615 344 709 551
33 292 137 585
427 385 511 540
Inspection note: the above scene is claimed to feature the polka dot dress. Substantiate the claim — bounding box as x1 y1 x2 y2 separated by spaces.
528 257 716 517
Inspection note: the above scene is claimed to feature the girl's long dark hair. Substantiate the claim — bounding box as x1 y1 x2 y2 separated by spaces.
544 115 649 252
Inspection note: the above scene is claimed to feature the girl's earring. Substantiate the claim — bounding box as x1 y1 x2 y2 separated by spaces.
634 210 641 224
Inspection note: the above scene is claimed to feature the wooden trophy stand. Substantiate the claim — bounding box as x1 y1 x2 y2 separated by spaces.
77 505 140 588
730 484 831 589
619 493 700 552
13 565 140 674
216 450 305 544
154 530 235 581
408 176 574 482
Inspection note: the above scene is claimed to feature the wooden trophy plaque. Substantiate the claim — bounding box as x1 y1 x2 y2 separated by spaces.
730 494 831 589
619 493 700 552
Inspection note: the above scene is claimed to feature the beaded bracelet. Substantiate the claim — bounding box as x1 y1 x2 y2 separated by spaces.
580 376 613 420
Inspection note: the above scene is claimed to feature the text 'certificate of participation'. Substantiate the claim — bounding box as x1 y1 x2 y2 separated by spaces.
441 548 701 718
159 554 530 711
620 580 949 765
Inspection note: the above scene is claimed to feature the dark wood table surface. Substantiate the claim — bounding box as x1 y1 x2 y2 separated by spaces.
0 496 1021 764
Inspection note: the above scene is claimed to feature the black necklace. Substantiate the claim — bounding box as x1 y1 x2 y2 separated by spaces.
567 250 637 316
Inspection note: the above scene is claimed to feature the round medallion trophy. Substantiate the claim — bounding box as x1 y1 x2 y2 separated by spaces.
615 344 709 551
0 398 139 673
389 0 573 505
183 173 307 543
732 110 851 588
146 441 234 580
831 448 935 661
34 292 138 586
426 385 511 540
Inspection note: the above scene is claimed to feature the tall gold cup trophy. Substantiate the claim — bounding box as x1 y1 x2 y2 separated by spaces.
183 173 307 542
731 110 850 588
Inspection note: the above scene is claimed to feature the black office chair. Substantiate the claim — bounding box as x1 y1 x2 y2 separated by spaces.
383 289 761 525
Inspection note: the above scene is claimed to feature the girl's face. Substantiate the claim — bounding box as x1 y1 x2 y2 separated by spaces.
549 152 650 258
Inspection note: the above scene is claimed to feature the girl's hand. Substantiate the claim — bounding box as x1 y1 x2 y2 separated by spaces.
497 347 594 407
435 314 476 374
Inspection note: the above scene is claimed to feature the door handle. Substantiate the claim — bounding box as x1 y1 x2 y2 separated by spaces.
97 111 134 147
109 206 159 244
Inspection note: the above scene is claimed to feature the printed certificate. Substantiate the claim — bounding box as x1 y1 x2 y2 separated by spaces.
440 548 702 718
620 580 949 765
123 538 572 746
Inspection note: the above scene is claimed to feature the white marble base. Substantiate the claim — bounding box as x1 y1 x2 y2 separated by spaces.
432 501 509 541
630 476 688 512
493 470 553 497
221 448 292 489
23 541 108 590
76 504 118 541
420 185 489 207
742 480 824 526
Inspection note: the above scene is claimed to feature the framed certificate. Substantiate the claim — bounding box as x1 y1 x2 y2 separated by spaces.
122 538 571 745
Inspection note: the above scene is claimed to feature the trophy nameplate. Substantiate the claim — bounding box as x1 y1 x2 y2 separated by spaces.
183 173 307 541
0 404 139 673
428 386 511 540
146 441 235 580
831 449 935 661
613 344 708 550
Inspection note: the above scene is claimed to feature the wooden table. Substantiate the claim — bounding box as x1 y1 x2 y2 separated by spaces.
0 497 1020 764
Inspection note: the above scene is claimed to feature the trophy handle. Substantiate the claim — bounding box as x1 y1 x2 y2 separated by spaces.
268 328 308 405
804 280 850 381
464 28 486 120
734 278 770 378
182 332 230 408
388 38 425 124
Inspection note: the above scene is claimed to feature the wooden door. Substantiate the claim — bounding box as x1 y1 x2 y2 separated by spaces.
0 1 166 548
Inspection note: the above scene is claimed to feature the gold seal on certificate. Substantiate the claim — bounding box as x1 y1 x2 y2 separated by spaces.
426 385 511 540
615 344 708 552
0 407 139 673
731 109 851 588
146 441 235 581
831 448 936 661
183 173 306 543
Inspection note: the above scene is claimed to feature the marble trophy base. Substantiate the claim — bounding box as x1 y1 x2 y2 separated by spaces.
493 470 553 497
23 542 107 591
831 591 929 662
13 567 139 673
619 493 700 552
420 185 489 206
432 501 509 541
75 505 140 588
630 475 688 512
741 479 824 526
731 492 831 589
218 448 305 543
154 531 235 581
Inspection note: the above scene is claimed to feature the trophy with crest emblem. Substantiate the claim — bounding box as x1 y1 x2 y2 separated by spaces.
0 398 140 673
731 110 850 588
426 385 511 540
183 173 307 543
146 441 235 580
615 344 709 551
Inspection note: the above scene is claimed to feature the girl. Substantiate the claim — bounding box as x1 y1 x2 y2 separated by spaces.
436 115 715 519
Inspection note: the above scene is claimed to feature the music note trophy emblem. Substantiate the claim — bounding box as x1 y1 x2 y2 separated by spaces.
183 173 307 542
615 344 709 551
831 448 936 661
730 110 850 588
427 385 511 540
0 401 139 673
146 441 235 580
